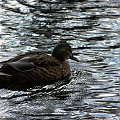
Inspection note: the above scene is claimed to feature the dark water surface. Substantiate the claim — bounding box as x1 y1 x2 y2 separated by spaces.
0 0 120 119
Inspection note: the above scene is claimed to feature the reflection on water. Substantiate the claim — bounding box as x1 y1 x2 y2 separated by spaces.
0 0 120 119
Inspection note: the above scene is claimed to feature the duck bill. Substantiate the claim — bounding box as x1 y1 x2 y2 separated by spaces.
70 55 79 62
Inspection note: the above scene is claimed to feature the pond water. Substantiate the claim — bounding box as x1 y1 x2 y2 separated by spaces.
0 0 120 120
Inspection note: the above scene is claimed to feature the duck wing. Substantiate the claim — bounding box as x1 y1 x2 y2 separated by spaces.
0 53 60 74
0 59 37 74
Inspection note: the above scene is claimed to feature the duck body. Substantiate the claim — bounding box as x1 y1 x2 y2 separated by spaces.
0 42 78 90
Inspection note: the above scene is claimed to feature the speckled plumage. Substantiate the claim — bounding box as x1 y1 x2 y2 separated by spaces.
0 41 79 90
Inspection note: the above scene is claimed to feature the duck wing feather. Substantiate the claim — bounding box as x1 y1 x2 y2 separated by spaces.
0 52 60 74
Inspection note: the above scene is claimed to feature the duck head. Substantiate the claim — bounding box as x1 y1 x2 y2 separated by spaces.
52 41 79 62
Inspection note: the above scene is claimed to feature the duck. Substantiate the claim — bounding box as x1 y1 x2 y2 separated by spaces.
0 41 79 90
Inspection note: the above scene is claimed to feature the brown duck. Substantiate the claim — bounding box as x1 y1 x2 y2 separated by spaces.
0 41 79 90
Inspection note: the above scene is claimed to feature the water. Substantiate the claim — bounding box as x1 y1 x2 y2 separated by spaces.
0 0 120 119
